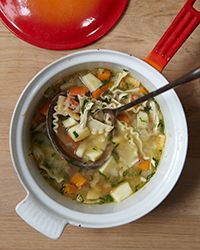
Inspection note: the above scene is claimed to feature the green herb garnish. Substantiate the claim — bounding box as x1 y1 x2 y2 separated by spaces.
98 171 109 181
102 79 110 85
123 69 129 72
152 157 159 167
100 194 114 203
144 105 152 113
146 170 156 182
139 117 147 123
111 179 124 188
59 185 65 195
73 131 79 138
158 118 165 132
81 99 89 113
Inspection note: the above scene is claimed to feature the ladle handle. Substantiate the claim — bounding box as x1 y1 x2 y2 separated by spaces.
145 0 200 72
115 67 200 114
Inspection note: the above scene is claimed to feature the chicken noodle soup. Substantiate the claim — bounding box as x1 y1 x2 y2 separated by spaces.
31 68 165 204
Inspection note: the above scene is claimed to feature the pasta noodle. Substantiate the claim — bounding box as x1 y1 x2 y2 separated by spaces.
52 105 59 133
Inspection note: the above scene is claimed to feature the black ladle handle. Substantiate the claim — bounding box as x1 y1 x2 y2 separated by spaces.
115 67 200 115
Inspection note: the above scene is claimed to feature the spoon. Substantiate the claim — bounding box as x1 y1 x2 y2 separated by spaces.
47 66 200 169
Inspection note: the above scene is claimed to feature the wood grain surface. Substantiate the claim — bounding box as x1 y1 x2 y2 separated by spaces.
0 0 200 249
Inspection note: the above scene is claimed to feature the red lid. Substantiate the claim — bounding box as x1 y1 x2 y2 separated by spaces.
0 0 128 50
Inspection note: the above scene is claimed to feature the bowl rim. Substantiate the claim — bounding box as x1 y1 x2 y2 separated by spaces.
9 49 188 228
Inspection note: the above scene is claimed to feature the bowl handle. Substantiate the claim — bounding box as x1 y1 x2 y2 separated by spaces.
16 194 68 239
144 0 200 72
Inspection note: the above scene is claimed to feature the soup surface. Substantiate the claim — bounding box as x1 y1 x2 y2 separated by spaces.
31 68 165 204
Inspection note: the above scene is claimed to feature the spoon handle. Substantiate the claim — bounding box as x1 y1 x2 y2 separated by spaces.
115 66 200 114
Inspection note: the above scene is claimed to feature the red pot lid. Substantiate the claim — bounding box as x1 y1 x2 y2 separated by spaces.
0 0 128 50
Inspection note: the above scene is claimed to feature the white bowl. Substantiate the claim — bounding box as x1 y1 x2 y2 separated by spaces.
9 49 188 239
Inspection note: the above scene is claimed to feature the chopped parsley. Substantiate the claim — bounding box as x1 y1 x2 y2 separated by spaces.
152 157 159 167
73 131 79 138
146 171 156 182
100 194 114 203
59 185 65 195
98 171 109 181
102 79 110 85
92 147 97 151
139 117 147 123
158 118 165 132
144 105 152 113
123 69 129 72
111 179 124 188
135 183 145 192
81 99 89 113
122 95 129 99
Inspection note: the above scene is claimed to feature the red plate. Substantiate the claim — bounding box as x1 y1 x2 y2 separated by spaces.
0 0 128 50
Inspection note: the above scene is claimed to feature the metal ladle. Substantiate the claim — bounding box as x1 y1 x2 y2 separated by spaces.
47 67 200 169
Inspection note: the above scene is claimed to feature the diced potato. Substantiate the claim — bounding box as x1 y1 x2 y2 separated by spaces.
156 134 166 150
110 182 133 202
99 156 118 177
62 117 78 129
68 124 90 142
124 75 140 88
85 148 103 162
80 73 102 92
137 111 149 129
76 143 87 158
86 187 101 200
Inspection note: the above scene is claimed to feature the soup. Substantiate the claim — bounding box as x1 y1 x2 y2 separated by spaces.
31 68 165 204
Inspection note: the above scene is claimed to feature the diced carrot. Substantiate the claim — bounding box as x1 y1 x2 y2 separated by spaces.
39 100 51 116
70 97 79 107
138 160 150 171
68 86 88 96
117 113 130 124
139 86 148 95
92 82 113 99
64 183 77 195
97 69 111 81
71 173 87 188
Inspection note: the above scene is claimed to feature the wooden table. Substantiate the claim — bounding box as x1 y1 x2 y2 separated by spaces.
0 0 200 249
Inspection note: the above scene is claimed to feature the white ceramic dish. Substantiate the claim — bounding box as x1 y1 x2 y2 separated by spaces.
9 49 188 239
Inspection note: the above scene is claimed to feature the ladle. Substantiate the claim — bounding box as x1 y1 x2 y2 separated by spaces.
47 67 200 169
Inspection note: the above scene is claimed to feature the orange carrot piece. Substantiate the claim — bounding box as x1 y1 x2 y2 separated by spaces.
71 173 87 188
97 69 111 81
68 86 88 96
70 98 79 107
117 113 130 124
139 86 148 95
138 160 150 171
92 82 112 99
64 183 77 195
39 100 51 116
